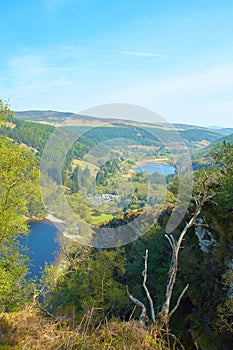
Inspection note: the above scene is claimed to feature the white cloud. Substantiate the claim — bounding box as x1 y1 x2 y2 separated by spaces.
114 62 233 97
99 63 233 127
1 52 74 106
116 50 184 59
1 46 233 127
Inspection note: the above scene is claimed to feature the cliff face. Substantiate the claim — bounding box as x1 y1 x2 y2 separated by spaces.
194 218 216 253
91 206 163 248
91 211 142 247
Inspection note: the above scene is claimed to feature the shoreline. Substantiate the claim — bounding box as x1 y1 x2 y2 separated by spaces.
26 216 44 223
26 213 66 227
135 157 170 167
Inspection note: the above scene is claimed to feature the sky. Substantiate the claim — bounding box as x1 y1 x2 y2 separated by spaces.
0 0 233 127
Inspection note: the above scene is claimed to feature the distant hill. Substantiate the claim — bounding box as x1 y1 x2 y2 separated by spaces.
191 132 233 169
208 125 223 129
14 110 232 150
208 126 233 136
15 109 233 131
213 132 233 144
15 110 90 123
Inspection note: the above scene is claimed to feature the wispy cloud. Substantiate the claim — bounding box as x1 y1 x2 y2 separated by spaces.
0 46 101 111
1 51 74 106
116 50 184 59
103 63 233 127
2 44 232 127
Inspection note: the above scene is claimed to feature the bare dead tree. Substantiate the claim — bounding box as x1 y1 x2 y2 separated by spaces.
143 249 156 323
160 191 215 326
126 249 155 326
127 188 215 328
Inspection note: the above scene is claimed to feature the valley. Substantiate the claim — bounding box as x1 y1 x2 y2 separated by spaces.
0 106 232 350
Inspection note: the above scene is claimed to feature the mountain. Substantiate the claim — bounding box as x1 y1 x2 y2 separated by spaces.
14 109 232 131
14 110 231 152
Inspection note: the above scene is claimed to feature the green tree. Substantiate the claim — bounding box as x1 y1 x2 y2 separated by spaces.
0 100 40 310
212 141 233 218
216 269 233 334
173 142 233 348
0 99 13 123
44 244 127 323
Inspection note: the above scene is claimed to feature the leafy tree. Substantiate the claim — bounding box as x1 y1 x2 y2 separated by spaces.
44 244 127 323
0 100 40 310
212 141 233 219
0 99 13 123
216 269 233 334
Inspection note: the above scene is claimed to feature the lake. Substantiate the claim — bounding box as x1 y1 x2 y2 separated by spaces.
21 162 174 278
133 162 175 175
21 220 60 278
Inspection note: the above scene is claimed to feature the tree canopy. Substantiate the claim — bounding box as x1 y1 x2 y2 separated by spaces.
0 100 41 310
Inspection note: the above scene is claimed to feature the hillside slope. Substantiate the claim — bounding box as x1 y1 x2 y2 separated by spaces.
14 110 231 152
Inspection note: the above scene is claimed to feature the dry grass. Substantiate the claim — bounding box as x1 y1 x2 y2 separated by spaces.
0 308 184 350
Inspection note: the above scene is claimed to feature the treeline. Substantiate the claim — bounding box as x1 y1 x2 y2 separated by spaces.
0 118 165 189
0 118 55 156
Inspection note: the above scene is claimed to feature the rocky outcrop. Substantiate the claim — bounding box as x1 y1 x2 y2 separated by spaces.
194 219 216 253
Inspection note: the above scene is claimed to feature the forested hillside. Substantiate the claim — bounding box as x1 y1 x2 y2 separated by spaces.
0 118 55 156
0 101 232 350
15 109 232 149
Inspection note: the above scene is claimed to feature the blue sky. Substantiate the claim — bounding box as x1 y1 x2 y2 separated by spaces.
1 0 233 127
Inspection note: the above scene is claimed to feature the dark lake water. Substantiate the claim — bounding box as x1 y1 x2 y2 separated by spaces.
20 220 60 278
133 162 175 175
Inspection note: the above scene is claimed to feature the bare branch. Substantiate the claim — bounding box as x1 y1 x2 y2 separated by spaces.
208 199 218 206
165 234 174 249
142 250 155 323
193 197 199 207
170 234 176 248
194 223 209 227
35 304 54 318
161 191 214 325
126 285 148 327
169 284 189 317
126 183 215 329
